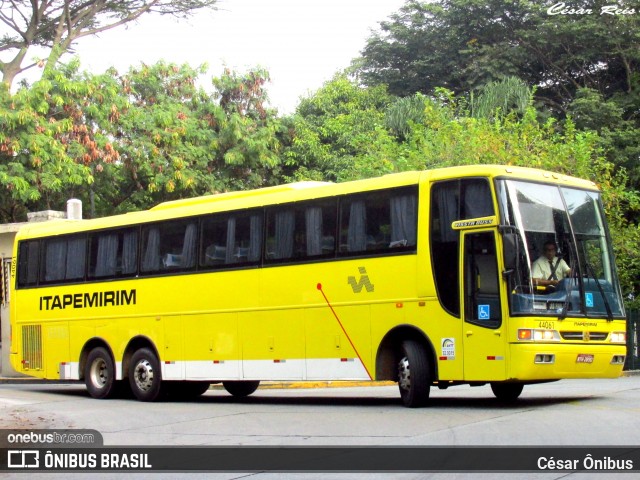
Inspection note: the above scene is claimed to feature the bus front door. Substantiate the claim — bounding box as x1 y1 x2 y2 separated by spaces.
461 230 507 381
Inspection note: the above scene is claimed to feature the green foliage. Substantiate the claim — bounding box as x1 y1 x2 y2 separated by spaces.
567 88 640 192
281 75 396 182
0 61 102 221
470 76 532 120
385 94 429 140
358 0 640 113
0 61 283 220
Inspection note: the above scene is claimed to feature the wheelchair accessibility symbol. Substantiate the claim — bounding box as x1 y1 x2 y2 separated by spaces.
478 305 491 320
585 292 594 308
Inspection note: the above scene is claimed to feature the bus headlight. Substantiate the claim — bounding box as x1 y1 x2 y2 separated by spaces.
610 332 626 344
518 329 561 342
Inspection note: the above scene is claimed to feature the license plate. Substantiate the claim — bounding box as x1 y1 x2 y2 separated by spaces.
576 354 594 364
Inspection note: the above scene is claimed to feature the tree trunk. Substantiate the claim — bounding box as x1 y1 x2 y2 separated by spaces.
1 48 29 89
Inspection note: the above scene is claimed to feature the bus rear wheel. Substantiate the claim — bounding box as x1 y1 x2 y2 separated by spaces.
397 340 431 408
490 382 524 402
129 348 164 402
85 347 116 399
223 380 260 397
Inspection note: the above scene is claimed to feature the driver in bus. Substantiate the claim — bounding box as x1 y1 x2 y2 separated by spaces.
531 240 571 287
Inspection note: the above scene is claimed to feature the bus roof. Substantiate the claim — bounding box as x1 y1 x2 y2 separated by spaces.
14 166 598 239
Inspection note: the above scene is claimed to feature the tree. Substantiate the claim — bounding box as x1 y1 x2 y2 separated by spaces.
0 60 283 221
357 0 640 115
0 60 114 221
281 75 397 182
0 0 218 88
80 63 283 215
567 88 640 192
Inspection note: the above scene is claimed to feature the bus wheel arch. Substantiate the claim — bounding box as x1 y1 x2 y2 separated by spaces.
376 326 437 381
376 326 437 408
80 339 117 399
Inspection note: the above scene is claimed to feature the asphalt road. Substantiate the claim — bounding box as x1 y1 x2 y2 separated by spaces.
1 376 639 479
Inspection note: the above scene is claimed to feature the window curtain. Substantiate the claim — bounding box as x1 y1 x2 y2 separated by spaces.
436 185 458 242
347 200 367 252
122 230 138 275
464 181 493 218
45 240 66 282
142 228 161 272
249 214 263 262
274 210 295 259
95 234 118 277
305 206 323 256
225 217 236 264
65 238 86 280
25 242 40 285
390 194 417 247
181 223 197 268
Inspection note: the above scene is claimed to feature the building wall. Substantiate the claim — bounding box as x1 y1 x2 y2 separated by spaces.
1 227 19 376
1 211 67 376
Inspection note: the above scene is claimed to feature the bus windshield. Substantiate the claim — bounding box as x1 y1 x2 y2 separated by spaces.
497 179 625 319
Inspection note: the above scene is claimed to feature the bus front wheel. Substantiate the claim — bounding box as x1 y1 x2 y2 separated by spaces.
129 348 163 402
397 340 431 408
85 347 116 399
490 382 524 402
223 380 260 397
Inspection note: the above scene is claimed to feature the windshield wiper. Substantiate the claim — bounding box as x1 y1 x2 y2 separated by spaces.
584 261 614 321
558 275 575 320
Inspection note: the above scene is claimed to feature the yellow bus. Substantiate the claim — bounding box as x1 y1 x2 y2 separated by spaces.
9 166 627 407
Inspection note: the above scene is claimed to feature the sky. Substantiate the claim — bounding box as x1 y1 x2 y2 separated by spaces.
51 0 407 114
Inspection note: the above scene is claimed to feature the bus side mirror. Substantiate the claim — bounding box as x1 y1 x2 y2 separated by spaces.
503 233 518 271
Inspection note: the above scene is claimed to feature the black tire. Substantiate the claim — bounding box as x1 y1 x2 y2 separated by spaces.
129 347 163 402
223 380 260 397
397 340 431 408
490 382 524 402
84 347 116 399
166 381 210 399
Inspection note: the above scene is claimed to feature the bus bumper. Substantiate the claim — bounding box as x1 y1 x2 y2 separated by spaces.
508 343 626 380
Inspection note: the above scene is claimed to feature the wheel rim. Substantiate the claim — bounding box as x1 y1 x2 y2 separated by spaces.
133 359 155 392
398 356 411 391
89 358 108 389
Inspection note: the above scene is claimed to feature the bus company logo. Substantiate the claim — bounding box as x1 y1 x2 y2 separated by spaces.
8 450 39 468
39 289 136 311
347 267 374 293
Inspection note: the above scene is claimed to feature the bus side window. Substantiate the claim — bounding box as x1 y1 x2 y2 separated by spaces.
41 236 86 283
201 211 263 268
339 187 417 255
265 200 337 263
17 240 40 287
